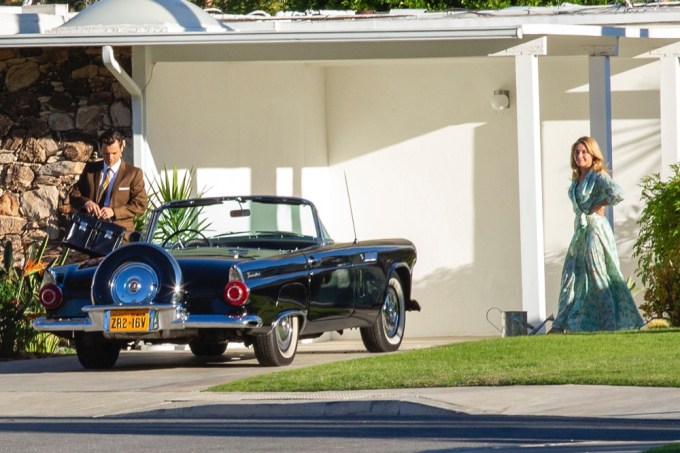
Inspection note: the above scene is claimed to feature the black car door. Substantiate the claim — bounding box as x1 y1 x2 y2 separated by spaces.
305 246 358 325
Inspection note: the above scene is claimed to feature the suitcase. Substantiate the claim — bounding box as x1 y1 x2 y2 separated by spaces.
63 212 126 257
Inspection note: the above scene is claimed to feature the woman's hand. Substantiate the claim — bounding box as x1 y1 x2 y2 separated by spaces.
590 202 607 216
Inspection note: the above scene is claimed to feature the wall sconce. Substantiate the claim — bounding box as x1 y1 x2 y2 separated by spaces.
490 90 510 112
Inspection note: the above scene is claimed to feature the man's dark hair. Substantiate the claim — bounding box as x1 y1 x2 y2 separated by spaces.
98 130 125 147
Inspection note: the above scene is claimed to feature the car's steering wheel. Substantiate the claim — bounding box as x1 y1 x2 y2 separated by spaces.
161 229 210 249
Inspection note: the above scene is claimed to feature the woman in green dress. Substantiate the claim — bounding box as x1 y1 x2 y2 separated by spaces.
551 136 644 333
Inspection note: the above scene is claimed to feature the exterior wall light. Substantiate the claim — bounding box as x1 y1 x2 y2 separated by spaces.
491 90 510 112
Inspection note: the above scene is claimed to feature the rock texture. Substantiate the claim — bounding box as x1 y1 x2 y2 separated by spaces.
0 47 133 262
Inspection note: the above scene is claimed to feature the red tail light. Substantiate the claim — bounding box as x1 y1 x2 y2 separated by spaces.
39 284 63 310
223 281 250 307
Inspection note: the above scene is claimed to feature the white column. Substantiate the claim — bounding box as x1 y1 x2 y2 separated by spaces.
515 53 547 327
131 46 158 180
589 56 613 167
660 55 680 179
588 56 614 226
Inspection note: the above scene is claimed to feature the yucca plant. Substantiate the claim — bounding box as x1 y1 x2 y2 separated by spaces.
137 165 210 244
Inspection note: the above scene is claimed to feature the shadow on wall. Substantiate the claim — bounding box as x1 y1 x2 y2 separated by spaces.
408 88 656 337
406 114 524 337
416 210 645 339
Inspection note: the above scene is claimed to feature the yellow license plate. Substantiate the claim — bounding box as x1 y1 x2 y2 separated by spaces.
109 310 150 333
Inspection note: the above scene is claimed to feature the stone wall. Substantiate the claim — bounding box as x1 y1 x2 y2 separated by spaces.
0 46 132 262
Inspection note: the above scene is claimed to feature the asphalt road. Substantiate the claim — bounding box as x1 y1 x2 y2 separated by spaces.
2 413 678 452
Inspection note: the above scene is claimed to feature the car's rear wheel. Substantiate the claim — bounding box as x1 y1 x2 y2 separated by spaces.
189 341 228 357
361 275 406 352
253 315 299 366
75 332 120 369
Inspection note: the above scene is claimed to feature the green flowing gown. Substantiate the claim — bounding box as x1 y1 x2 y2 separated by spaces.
553 170 644 332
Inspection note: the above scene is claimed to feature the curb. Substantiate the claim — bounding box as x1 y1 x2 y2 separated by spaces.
117 399 463 419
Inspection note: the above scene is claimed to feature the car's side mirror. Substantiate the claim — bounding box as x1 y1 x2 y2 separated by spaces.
128 231 143 243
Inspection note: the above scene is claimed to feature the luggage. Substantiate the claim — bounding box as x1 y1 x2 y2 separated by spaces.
63 212 125 257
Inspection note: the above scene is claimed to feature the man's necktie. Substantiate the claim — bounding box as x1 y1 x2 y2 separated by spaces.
97 168 112 206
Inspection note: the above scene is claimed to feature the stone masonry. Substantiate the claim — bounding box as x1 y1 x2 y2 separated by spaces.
0 46 132 263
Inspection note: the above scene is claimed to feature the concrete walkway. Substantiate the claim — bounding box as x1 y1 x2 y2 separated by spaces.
1 336 680 420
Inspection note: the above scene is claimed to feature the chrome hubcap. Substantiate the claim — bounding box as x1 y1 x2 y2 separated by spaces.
110 262 159 304
382 287 400 338
275 317 294 352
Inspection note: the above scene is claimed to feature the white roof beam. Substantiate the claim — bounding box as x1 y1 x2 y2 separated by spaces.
148 39 524 62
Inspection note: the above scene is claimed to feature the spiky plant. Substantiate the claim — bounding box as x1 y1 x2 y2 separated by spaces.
137 165 210 244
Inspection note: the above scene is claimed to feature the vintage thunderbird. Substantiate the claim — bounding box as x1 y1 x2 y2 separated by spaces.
33 196 419 369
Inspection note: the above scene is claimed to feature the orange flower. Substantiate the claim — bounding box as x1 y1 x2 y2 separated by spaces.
22 259 47 277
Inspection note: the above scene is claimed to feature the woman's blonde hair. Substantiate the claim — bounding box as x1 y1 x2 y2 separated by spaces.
570 136 608 180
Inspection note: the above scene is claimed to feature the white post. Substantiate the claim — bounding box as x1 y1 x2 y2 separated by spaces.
660 55 680 179
589 55 614 226
515 53 547 328
131 46 158 181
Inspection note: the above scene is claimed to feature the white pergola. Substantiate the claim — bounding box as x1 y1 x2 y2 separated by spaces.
4 0 680 326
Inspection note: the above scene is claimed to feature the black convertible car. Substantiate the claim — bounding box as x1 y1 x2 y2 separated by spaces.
33 196 419 369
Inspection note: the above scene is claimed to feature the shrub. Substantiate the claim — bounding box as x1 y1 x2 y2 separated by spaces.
0 238 68 357
634 164 680 326
0 277 21 356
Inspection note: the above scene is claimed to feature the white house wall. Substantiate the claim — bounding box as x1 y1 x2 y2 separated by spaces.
325 59 521 337
144 61 329 196
142 55 661 338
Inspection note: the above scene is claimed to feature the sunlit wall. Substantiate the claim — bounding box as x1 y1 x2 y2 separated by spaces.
143 55 660 337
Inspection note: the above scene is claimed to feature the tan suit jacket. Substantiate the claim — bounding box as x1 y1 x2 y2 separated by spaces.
70 160 148 234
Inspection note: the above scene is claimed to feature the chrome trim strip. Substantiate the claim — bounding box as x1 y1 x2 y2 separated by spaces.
33 317 94 332
34 309 263 332
182 314 263 329
82 304 177 313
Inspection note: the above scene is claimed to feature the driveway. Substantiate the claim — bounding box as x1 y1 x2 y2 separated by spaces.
0 337 464 418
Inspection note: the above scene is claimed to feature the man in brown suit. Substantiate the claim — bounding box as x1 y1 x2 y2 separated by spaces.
70 130 148 235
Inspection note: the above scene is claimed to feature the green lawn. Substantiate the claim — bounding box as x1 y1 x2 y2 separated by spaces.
207 329 680 392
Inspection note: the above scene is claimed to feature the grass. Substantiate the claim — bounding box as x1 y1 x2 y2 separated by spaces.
647 446 680 452
207 329 680 392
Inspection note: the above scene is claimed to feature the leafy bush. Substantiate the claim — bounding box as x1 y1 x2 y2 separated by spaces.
0 277 22 357
633 164 680 326
192 0 610 16
24 332 62 355
0 238 68 357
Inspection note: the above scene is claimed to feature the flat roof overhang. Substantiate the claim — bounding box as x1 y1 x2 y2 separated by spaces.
0 22 679 61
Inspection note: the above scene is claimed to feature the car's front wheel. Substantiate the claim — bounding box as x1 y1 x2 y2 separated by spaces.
189 341 228 357
360 275 406 352
74 332 120 369
253 315 299 366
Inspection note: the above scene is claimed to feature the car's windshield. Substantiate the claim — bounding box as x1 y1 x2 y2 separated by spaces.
147 198 321 250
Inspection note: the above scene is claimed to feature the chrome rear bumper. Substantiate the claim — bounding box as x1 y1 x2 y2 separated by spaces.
32 304 263 333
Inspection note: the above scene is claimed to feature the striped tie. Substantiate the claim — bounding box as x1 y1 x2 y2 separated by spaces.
97 168 112 206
